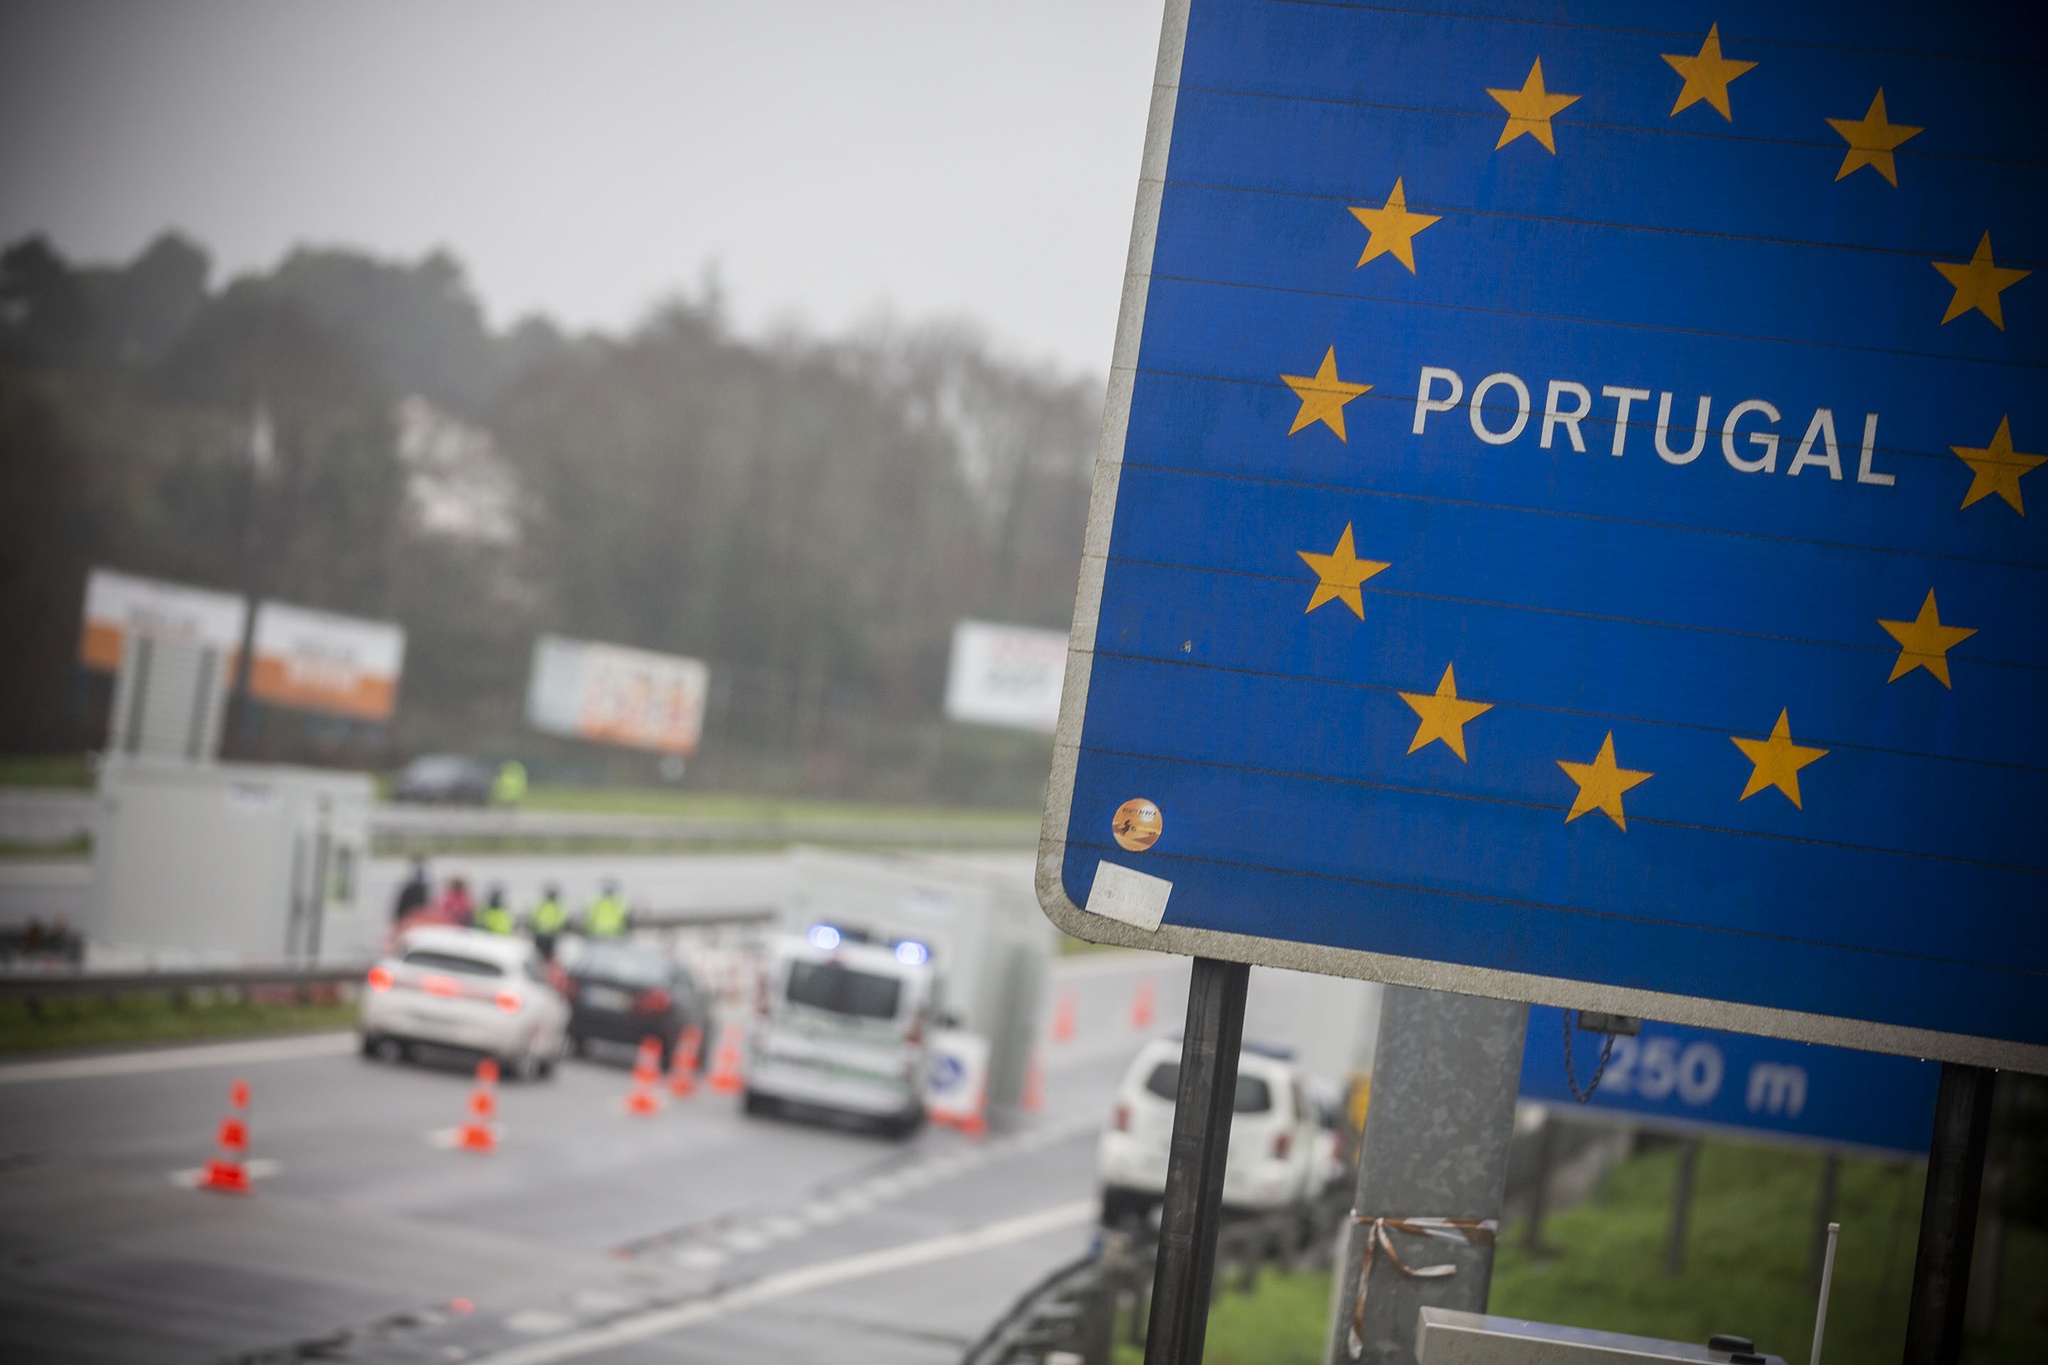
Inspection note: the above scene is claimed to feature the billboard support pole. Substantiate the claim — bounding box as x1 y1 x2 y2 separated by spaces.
1143 956 1249 1365
1903 1063 1995 1365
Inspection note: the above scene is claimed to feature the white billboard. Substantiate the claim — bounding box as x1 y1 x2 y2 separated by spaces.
249 602 407 721
525 634 710 756
80 568 247 672
944 620 1067 733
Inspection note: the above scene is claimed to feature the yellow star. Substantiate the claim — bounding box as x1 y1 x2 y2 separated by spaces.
1952 416 2045 514
1398 663 1493 761
1933 232 2030 330
1826 89 1922 186
1662 24 1756 121
1557 732 1652 831
1280 347 1372 441
1488 58 1580 154
1731 710 1828 809
1296 523 1389 619
1878 590 1977 688
1348 178 1441 273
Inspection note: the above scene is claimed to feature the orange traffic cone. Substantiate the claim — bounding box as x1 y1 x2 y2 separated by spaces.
1050 989 1077 1043
1023 1048 1046 1112
624 1037 664 1116
197 1078 254 1194
455 1058 500 1152
1129 977 1156 1031
706 1021 745 1095
668 1024 702 1097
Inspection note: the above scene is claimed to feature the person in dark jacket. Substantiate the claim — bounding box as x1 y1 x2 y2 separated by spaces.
393 859 431 924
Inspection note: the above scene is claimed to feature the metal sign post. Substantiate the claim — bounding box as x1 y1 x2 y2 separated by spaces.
1144 956 1249 1365
1902 1064 1997 1365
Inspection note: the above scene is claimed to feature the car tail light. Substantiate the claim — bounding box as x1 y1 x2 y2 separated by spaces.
635 988 671 1013
546 964 571 993
1272 1129 1291 1159
1113 1103 1131 1133
422 973 461 998
495 989 521 1014
366 966 394 993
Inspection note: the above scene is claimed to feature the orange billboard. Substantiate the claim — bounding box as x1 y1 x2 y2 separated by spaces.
80 568 247 672
248 602 407 721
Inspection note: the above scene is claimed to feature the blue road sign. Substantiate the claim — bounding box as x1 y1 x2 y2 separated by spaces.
1520 1008 1939 1157
1039 0 2047 1070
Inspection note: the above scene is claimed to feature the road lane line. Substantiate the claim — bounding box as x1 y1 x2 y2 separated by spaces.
470 1199 1097 1365
0 1031 355 1085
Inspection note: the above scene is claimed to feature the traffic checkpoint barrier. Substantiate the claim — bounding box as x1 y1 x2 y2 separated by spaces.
623 1037 665 1116
668 1024 703 1097
1050 988 1077 1043
1128 977 1155 1032
197 1077 254 1194
706 1022 745 1095
455 1058 500 1153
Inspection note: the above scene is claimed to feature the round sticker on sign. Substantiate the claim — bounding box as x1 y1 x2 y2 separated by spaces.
929 1053 965 1093
1112 798 1163 852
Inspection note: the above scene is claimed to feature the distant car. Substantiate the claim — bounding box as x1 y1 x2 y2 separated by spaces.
359 926 569 1078
391 754 496 805
1096 1038 1322 1226
563 941 711 1068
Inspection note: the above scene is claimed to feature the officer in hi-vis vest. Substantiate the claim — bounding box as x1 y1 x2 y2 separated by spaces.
530 883 567 959
585 880 628 938
477 886 514 935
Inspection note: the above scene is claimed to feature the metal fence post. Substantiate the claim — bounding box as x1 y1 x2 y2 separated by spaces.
1143 956 1250 1365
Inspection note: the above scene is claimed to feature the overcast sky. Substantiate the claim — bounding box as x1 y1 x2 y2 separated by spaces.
0 0 1165 374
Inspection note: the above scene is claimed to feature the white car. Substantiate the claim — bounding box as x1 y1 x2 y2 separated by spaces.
359 926 570 1079
744 927 934 1137
1096 1038 1322 1225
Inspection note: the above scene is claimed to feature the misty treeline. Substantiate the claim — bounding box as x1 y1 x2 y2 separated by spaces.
0 232 1100 805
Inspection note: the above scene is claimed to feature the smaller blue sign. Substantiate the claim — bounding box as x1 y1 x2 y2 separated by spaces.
1520 1007 1939 1158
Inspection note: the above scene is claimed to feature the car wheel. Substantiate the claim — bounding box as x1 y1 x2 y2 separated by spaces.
534 1056 557 1081
741 1090 774 1118
359 1033 382 1059
368 1035 406 1064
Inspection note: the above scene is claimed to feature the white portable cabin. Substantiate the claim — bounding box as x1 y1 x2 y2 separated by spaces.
92 758 375 964
784 848 1054 1124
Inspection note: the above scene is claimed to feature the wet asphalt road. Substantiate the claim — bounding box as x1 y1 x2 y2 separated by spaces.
0 951 1193 1365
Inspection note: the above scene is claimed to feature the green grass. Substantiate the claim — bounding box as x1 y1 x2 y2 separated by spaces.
0 754 92 788
0 992 358 1054
1113 1139 2047 1365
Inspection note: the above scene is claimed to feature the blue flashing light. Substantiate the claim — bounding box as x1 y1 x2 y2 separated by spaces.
894 939 930 966
807 924 842 951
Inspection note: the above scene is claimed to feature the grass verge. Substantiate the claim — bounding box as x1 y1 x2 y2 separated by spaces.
0 992 357 1055
1114 1139 2046 1364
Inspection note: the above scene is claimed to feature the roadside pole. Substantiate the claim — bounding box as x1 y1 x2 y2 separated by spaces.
1327 986 1526 1365
1902 1063 1996 1365
1143 956 1250 1365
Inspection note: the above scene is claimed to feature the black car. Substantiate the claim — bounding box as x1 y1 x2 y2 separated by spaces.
563 942 711 1068
392 754 496 805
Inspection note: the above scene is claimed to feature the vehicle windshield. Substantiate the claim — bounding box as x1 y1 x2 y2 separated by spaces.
785 960 903 1020
402 949 502 978
1142 1062 1273 1114
575 944 671 989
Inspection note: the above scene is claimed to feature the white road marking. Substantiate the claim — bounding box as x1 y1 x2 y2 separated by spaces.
757 1216 804 1240
799 1203 843 1226
469 1200 1097 1365
569 1289 630 1313
674 1247 728 1271
169 1157 281 1187
723 1228 771 1254
506 1309 574 1335
0 1031 356 1085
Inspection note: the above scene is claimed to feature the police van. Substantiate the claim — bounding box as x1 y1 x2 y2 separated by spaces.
743 924 935 1137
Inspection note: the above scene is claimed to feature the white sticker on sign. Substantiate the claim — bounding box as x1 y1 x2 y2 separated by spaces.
1086 862 1172 932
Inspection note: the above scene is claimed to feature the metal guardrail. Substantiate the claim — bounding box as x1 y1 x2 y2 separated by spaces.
371 804 1039 850
0 963 372 1002
962 1193 1350 1365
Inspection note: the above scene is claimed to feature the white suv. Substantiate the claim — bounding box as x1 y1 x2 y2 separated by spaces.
1097 1038 1321 1225
359 926 570 1079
